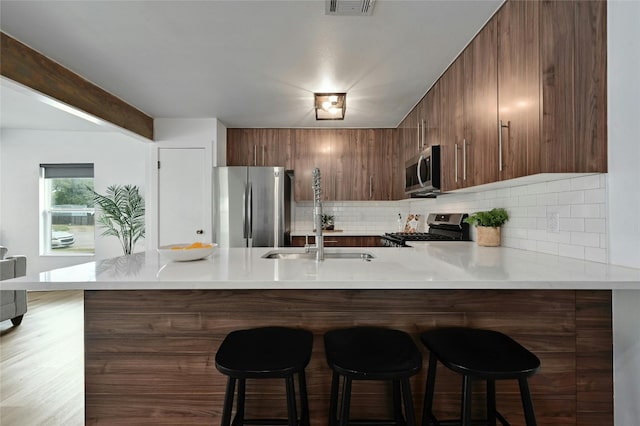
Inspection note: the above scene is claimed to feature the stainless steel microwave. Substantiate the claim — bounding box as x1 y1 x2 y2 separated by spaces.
405 145 441 196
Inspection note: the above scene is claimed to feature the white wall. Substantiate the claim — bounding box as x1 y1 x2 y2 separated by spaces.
608 1 640 425
0 129 147 274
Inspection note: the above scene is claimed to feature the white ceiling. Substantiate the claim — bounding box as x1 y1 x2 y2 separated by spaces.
0 0 503 131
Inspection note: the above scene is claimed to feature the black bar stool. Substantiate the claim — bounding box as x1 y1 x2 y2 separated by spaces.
215 326 313 426
420 327 541 426
324 326 422 426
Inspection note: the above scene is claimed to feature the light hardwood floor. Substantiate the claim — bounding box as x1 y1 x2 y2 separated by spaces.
0 291 84 425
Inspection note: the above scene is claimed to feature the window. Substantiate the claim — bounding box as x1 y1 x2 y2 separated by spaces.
40 164 95 255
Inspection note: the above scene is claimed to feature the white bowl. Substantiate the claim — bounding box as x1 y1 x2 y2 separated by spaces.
157 243 217 262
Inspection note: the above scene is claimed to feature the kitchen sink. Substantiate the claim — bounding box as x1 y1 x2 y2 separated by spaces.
262 250 375 261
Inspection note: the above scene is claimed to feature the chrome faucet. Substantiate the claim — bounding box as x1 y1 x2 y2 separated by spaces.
305 167 324 261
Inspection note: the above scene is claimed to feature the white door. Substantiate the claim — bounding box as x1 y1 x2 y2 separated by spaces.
158 148 209 246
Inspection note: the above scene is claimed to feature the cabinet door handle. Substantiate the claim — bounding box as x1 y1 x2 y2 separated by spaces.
417 119 421 151
498 120 509 172
369 175 373 199
262 145 265 166
253 145 257 166
463 139 467 181
454 143 459 183
422 119 427 149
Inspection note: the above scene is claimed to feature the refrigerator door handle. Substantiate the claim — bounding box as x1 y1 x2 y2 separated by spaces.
243 183 249 239
247 182 253 241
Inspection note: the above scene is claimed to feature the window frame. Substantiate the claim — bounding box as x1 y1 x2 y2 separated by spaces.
39 163 96 257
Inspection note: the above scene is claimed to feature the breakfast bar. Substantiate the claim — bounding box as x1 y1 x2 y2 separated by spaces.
5 244 640 425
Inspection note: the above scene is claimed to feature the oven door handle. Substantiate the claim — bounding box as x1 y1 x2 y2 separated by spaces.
417 155 425 187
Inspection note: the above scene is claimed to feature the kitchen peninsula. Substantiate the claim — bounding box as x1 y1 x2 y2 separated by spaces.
6 244 640 425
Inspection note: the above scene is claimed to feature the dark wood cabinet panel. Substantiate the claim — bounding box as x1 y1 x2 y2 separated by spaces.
463 17 499 187
291 129 333 201
291 235 383 247
85 289 613 425
573 0 607 173
401 108 419 164
540 0 607 174
540 0 575 173
433 0 606 192
227 128 292 168
439 57 465 192
497 0 541 180
423 82 441 150
370 129 395 200
289 129 396 201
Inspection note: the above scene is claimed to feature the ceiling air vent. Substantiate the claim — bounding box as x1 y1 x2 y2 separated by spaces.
326 0 376 16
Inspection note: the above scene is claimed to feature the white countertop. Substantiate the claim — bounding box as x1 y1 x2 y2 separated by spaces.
3 243 639 291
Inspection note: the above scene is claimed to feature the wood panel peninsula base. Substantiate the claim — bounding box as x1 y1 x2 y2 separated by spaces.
84 289 612 426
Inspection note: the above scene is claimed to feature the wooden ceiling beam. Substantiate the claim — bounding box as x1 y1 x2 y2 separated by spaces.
1 32 154 140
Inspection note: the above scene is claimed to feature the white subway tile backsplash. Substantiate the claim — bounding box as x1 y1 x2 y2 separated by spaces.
508 207 528 218
546 179 572 193
293 174 608 263
559 190 585 205
558 244 585 260
600 234 608 249
571 232 601 247
585 188 606 203
559 218 585 232
527 182 549 194
585 218 606 233
571 204 601 218
537 193 558 206
537 241 559 255
585 247 607 263
510 185 529 196
571 174 601 191
519 194 538 207
527 206 547 218
520 239 538 251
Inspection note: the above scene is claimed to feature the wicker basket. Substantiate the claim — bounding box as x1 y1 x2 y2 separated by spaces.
476 226 501 247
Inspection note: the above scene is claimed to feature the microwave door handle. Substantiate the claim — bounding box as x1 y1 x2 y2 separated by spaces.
417 155 425 187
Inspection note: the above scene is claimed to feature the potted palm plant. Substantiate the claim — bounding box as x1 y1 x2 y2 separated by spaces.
92 184 145 255
464 208 509 247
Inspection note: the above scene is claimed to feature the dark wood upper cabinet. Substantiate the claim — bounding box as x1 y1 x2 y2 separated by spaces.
497 0 541 180
540 0 607 173
229 128 396 202
463 16 499 188
228 0 607 199
291 129 333 201
424 81 441 150
435 0 606 191
439 56 465 192
226 129 292 168
401 108 419 164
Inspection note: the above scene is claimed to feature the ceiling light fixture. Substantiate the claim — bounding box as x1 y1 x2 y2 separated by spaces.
314 93 346 120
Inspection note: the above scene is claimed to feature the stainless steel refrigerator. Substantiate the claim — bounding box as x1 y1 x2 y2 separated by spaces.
213 167 293 247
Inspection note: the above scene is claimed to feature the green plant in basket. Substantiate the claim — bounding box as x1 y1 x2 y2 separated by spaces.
464 208 509 228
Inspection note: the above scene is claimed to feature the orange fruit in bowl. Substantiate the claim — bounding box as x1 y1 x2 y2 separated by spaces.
168 242 213 251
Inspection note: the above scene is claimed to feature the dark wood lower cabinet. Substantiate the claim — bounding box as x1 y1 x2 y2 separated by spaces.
84 289 612 425
291 235 383 247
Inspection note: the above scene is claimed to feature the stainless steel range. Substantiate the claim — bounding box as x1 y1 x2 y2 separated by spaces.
381 213 470 247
